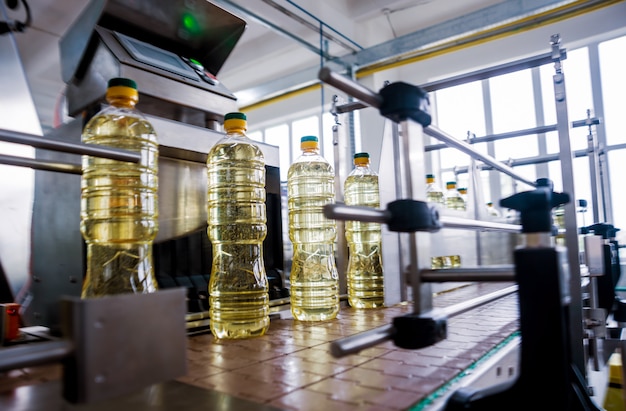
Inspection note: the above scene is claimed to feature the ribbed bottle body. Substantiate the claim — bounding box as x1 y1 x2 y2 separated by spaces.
287 155 339 321
344 171 384 308
446 195 466 210
207 136 269 339
80 106 159 297
427 189 445 204
445 183 465 210
426 175 444 205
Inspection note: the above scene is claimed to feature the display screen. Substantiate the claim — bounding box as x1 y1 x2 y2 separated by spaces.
102 0 246 76
115 32 198 80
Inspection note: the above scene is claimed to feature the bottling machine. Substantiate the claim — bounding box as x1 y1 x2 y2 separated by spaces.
24 0 285 332
1 0 625 408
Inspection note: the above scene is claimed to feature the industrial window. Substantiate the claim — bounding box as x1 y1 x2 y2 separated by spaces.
429 34 626 243
250 33 626 244
264 123 290 182
599 35 626 237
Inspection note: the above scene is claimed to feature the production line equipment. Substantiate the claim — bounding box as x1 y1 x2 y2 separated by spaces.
0 0 286 403
16 0 286 333
317 33 624 410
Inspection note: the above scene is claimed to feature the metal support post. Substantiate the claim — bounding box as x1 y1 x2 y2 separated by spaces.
551 33 586 378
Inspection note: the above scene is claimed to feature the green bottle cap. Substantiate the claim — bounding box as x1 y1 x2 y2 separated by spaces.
108 77 137 89
301 136 318 143
426 173 434 178
354 152 369 159
224 112 246 121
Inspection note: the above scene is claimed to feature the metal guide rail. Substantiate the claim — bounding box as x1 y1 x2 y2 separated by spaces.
317 34 615 410
0 127 141 174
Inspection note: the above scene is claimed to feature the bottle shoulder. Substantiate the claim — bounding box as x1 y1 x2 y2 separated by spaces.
347 165 377 178
288 153 334 177
208 134 265 164
82 106 157 143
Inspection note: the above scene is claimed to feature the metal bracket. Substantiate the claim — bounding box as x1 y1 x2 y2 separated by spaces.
61 288 187 403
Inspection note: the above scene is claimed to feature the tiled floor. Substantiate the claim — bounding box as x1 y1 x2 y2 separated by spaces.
180 282 519 410
0 282 520 410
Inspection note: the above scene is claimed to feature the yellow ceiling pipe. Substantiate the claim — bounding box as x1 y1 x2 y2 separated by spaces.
241 0 622 113
357 0 623 78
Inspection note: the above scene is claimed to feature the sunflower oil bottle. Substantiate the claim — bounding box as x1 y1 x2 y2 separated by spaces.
287 136 339 321
207 112 269 339
426 174 444 205
344 152 384 308
445 181 465 210
80 77 159 297
457 187 468 211
486 201 501 217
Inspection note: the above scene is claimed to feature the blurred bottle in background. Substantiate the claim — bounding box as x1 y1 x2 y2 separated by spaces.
486 201 501 217
457 187 468 211
445 181 465 210
426 174 444 205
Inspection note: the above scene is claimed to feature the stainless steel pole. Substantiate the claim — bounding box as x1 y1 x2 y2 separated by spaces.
0 128 141 163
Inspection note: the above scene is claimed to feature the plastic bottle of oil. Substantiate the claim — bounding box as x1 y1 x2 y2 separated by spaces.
80 77 159 297
457 187 468 211
207 112 269 339
287 136 339 321
426 174 444 205
486 201 501 217
445 181 465 210
344 152 384 308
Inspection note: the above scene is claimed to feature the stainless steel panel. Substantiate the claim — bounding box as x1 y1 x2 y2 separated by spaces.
28 120 84 330
156 157 207 242
0 380 287 410
61 288 187 404
0 19 42 299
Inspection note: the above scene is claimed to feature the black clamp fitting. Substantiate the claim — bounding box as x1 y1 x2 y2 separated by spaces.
500 178 569 233
387 199 441 233
379 82 432 127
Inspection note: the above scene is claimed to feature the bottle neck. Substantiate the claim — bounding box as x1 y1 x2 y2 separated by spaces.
107 96 137 109
302 147 319 155
226 127 247 136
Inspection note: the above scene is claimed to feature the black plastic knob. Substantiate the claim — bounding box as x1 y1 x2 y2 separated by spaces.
499 178 569 233
379 82 432 127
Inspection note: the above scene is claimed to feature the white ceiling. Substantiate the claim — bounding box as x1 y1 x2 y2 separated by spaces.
1 0 599 133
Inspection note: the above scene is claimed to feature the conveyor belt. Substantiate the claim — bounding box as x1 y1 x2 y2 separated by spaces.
0 282 519 410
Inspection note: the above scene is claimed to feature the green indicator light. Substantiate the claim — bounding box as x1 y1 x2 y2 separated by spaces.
190 58 202 67
182 13 201 34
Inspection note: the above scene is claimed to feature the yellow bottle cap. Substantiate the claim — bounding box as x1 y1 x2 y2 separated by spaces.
354 152 369 166
300 135 318 150
106 77 138 103
224 112 247 132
